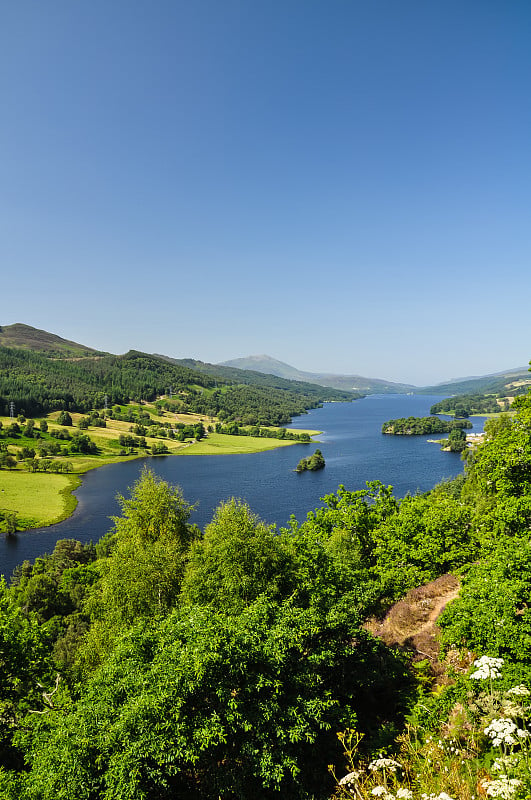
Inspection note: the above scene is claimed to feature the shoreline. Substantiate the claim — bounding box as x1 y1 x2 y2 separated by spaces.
1 428 321 534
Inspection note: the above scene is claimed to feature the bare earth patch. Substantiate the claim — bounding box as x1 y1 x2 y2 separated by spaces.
365 574 462 678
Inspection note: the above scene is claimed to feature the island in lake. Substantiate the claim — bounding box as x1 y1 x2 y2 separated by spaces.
381 415 472 435
295 449 325 472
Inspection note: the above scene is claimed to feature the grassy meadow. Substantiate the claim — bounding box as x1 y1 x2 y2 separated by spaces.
0 471 80 530
182 431 316 455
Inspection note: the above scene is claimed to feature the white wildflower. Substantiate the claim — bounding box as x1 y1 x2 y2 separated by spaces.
507 685 530 696
396 790 413 799
482 776 522 798
371 787 389 797
516 728 529 738
470 656 504 680
421 794 455 800
484 718 517 746
339 771 361 786
368 757 402 773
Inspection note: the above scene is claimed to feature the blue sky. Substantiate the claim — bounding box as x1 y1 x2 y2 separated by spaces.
2 1 530 385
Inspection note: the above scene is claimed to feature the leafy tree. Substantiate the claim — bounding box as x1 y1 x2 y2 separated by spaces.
20 599 411 800
151 441 169 455
56 411 72 426
69 433 97 454
0 452 17 469
19 446 36 460
296 449 325 472
439 534 531 685
22 420 35 438
446 427 467 452
181 499 293 612
81 469 197 669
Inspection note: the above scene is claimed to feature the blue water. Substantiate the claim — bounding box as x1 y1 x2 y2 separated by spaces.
0 395 485 579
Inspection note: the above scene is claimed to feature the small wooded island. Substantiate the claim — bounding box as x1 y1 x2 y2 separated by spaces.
381 415 472 435
295 449 325 472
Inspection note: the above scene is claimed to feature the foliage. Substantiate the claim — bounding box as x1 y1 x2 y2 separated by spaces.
181 499 293 612
18 599 411 800
330 658 531 800
296 448 326 471
0 384 530 798
439 427 468 452
56 411 72 427
80 468 197 669
430 394 512 416
382 417 472 435
0 579 53 771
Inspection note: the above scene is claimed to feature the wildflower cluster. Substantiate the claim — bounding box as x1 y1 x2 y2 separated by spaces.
332 657 531 800
481 776 522 799
369 788 413 799
468 656 531 799
484 718 519 747
369 758 402 773
470 656 504 680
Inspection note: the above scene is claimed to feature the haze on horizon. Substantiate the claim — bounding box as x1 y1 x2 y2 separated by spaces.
2 2 531 386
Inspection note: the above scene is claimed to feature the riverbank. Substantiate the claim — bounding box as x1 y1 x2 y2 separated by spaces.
0 407 320 532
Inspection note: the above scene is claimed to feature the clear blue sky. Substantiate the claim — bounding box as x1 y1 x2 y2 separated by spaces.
2 0 530 385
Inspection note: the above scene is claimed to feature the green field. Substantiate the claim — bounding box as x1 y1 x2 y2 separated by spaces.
0 471 80 530
181 431 318 455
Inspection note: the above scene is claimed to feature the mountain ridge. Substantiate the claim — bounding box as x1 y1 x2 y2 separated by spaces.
219 354 416 394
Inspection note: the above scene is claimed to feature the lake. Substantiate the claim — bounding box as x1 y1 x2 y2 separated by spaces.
0 395 485 579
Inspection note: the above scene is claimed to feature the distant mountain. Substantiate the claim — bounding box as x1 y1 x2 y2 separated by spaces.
0 323 106 358
421 365 531 396
219 355 416 394
153 354 357 401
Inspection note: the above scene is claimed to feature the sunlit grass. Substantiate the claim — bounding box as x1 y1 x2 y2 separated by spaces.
182 433 302 455
0 471 80 529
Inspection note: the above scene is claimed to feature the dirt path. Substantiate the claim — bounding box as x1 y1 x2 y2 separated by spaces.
365 573 461 665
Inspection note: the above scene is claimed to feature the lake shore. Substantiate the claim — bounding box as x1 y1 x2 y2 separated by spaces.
0 421 320 532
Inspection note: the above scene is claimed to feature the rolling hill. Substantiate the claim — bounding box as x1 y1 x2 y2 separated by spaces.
0 323 106 358
421 365 531 396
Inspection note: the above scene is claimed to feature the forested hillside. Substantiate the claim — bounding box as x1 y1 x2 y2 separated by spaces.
0 347 352 426
0 375 530 798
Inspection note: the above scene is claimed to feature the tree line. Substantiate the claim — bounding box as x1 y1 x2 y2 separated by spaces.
430 393 510 416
